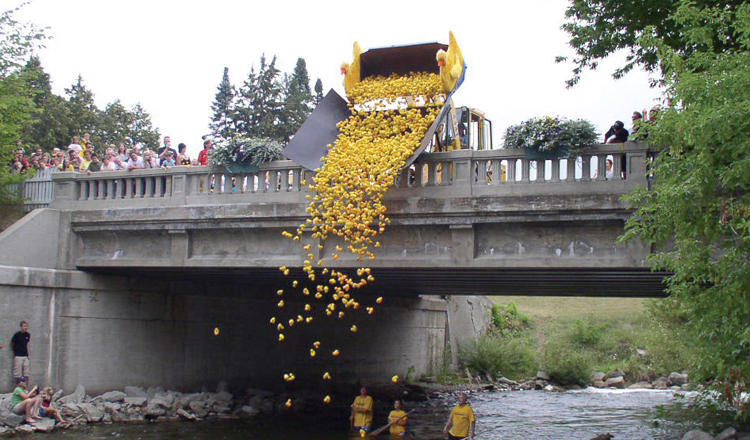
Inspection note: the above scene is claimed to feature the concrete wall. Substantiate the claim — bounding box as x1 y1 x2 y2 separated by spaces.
0 265 452 395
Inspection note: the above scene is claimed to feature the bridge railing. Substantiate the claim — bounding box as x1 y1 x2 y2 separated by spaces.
5 168 58 212
50 142 650 208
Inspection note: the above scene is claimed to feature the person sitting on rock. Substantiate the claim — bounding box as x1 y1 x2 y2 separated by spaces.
11 376 43 424
39 387 66 425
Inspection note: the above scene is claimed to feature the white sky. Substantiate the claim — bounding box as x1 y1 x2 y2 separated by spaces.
14 0 663 158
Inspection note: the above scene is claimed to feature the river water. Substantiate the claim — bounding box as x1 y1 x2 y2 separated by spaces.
41 388 708 440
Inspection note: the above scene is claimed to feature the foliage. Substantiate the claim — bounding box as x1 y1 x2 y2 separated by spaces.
557 0 742 87
490 302 531 336
459 333 536 381
570 315 610 347
235 54 285 141
211 136 284 167
539 336 594 386
502 116 598 157
616 2 750 404
314 78 324 105
210 67 236 140
0 2 45 204
280 58 314 141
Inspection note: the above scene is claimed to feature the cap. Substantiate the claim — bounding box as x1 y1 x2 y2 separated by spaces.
17 376 27 383
614 121 624 129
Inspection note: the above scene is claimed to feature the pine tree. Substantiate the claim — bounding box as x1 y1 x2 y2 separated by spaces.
279 58 314 140
210 67 236 140
314 78 324 106
64 75 99 140
128 103 160 149
235 54 284 141
97 99 133 148
20 56 71 150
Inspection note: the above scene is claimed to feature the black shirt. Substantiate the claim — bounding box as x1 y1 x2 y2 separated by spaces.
11 331 30 357
605 126 629 143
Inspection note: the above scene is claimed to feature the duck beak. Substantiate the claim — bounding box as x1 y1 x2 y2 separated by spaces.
438 59 445 67
341 67 347 75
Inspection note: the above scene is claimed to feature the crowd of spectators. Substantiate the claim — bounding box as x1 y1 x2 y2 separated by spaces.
8 134 215 175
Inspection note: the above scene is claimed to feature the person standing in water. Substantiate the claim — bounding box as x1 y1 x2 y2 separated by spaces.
388 399 408 436
444 394 475 439
350 387 374 434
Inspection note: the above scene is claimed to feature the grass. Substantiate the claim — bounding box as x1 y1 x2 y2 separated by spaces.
490 296 647 320
0 204 24 233
454 296 696 385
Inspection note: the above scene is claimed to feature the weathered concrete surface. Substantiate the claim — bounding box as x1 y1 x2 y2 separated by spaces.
0 265 459 394
0 208 60 269
444 296 494 367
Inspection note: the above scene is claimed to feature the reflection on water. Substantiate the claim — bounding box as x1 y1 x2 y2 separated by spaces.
42 389 697 440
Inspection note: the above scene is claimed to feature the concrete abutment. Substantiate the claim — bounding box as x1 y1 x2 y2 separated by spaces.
0 264 489 394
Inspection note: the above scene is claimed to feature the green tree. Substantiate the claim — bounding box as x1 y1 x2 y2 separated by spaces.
235 54 284 141
64 75 99 140
279 57 314 141
96 99 133 150
557 0 741 87
314 78 324 106
0 3 46 203
20 56 71 150
210 67 236 140
128 103 160 149
593 2 750 413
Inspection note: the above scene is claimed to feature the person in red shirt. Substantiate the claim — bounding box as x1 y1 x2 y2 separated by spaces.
197 139 213 166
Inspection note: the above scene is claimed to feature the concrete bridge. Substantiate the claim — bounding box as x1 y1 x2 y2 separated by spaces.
0 141 664 394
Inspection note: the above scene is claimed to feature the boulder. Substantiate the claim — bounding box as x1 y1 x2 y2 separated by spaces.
628 382 653 389
79 403 104 422
607 370 625 379
145 403 166 417
33 418 56 433
59 384 86 405
176 408 196 421
104 402 122 413
681 431 715 440
241 405 259 417
536 371 550 380
124 386 147 398
591 372 606 382
181 393 206 405
124 396 147 407
716 427 737 440
16 424 35 433
605 376 626 388
636 348 648 357
1 412 24 427
498 377 518 386
189 401 205 413
214 391 233 402
653 377 669 389
100 391 127 402
593 380 606 388
589 435 614 440
668 372 689 386
149 398 171 409
153 392 175 406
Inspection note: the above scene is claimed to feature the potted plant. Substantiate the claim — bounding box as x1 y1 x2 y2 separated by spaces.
503 116 598 159
211 137 286 173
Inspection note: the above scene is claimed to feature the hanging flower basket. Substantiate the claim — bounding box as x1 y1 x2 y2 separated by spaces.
211 137 285 173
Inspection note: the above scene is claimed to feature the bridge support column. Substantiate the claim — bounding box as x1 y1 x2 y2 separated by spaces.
450 224 475 264
169 229 189 266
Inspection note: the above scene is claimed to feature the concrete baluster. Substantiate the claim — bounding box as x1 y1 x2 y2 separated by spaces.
145 176 154 197
521 158 531 183
595 154 608 181
580 155 592 182
506 159 517 182
566 158 576 182
476 160 488 185
413 164 424 188
292 168 301 192
536 160 546 183
550 159 561 182
612 153 624 181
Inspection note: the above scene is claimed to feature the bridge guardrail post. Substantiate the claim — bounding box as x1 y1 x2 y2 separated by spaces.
49 172 77 209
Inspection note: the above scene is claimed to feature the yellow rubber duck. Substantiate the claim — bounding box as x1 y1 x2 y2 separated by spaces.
341 42 363 95
436 31 464 93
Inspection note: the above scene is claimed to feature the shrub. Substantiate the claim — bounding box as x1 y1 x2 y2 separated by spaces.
211 136 285 167
571 315 610 347
540 337 594 386
491 302 531 336
459 334 536 381
502 116 599 157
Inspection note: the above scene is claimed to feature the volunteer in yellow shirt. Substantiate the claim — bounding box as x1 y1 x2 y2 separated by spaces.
388 399 408 436
444 394 475 439
350 387 374 433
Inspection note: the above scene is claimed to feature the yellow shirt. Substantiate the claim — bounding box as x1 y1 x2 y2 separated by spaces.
352 395 374 427
80 159 91 171
388 409 407 435
448 404 475 438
